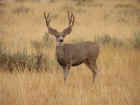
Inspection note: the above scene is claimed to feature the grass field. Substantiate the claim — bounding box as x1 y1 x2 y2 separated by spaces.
0 0 140 105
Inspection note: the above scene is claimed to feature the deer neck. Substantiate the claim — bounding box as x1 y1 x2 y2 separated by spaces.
56 45 65 63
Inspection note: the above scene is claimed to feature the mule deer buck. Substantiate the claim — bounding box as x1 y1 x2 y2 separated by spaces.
44 11 100 83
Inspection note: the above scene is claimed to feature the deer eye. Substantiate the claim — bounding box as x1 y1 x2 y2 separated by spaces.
56 35 59 38
62 34 65 37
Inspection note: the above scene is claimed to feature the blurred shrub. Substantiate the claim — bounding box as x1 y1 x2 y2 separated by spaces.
74 0 93 5
115 3 136 8
95 34 124 48
42 32 54 48
131 33 140 49
13 6 30 15
30 32 54 71
0 32 55 72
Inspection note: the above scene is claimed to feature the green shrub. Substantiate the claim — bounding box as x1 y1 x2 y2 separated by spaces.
95 34 124 47
132 33 140 49
95 34 111 45
74 0 93 5
42 32 54 48
30 32 54 72
13 6 30 15
0 32 54 72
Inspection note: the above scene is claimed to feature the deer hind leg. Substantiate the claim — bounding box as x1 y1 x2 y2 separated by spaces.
63 64 71 82
85 60 98 83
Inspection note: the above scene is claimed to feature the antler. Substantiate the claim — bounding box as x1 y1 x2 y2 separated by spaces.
44 12 59 36
62 11 75 36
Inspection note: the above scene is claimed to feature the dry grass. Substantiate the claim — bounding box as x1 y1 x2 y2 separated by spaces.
0 47 140 105
0 0 140 105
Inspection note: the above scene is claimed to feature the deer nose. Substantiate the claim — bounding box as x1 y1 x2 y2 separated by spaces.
60 39 63 42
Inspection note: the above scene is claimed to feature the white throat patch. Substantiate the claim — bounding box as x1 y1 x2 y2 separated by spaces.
56 42 64 46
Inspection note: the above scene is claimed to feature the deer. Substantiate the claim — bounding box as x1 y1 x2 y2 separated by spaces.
44 11 100 84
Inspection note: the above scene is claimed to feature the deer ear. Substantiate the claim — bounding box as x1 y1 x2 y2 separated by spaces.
62 26 72 37
48 27 59 37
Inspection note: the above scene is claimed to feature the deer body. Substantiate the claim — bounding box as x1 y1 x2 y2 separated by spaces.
44 11 100 83
56 42 99 67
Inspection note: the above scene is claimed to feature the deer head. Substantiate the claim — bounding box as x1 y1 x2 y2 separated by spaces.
44 11 75 46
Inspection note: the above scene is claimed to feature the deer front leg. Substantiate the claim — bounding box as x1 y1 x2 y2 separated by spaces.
63 64 71 82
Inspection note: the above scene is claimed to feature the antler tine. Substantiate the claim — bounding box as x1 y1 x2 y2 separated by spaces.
71 12 75 26
44 12 51 26
67 11 71 24
67 11 74 26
